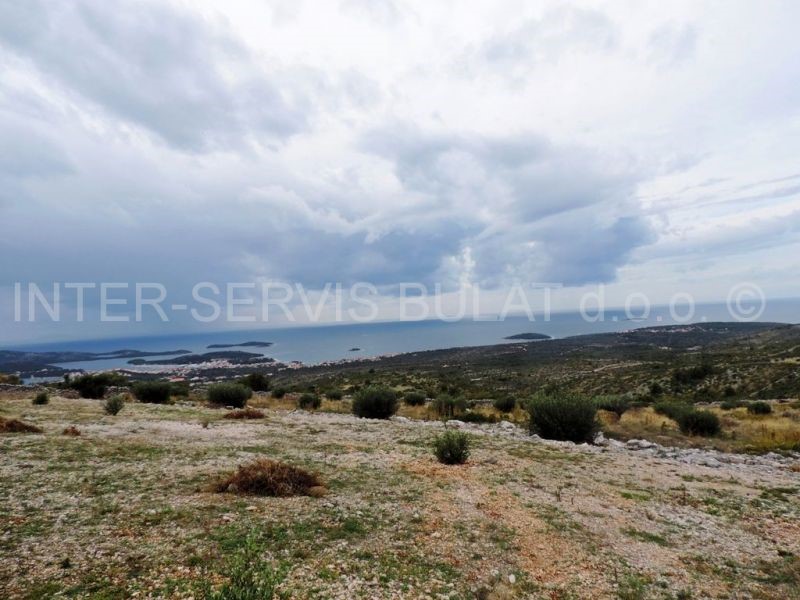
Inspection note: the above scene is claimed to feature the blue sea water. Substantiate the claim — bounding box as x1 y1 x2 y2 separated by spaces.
7 299 798 374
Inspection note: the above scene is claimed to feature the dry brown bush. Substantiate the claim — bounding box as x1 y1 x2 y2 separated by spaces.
0 417 43 433
222 407 265 420
62 425 81 436
211 458 325 497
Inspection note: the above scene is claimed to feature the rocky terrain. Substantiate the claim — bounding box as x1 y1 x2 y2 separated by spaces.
1 392 799 599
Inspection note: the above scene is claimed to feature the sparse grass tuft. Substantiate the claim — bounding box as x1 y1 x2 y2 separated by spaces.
212 458 325 497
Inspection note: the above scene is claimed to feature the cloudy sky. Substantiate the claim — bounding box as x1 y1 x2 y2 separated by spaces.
1 0 799 343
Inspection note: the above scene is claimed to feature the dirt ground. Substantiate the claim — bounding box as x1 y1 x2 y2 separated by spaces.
1 394 799 599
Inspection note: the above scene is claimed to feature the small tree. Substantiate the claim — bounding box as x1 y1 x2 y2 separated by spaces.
352 386 399 419
239 373 271 392
677 410 720 437
431 394 467 419
32 391 49 405
403 391 426 406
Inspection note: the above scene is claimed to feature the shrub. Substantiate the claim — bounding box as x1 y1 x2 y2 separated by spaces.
224 407 265 420
492 396 516 413
298 393 321 410
0 373 21 384
433 430 471 464
460 411 497 424
677 410 721 437
271 387 287 399
239 373 271 392
32 391 49 405
170 381 191 397
527 394 599 443
325 388 344 401
208 383 252 408
0 416 42 433
62 425 81 436
104 394 125 416
403 391 426 406
653 400 692 421
720 399 745 410
431 394 467 419
69 372 127 399
132 381 172 404
594 395 630 417
212 458 325 497
747 401 772 415
352 386 399 419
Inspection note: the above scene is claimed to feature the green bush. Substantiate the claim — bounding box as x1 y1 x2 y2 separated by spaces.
104 394 125 416
677 410 720 437
431 394 467 419
432 430 471 465
352 386 399 419
526 394 599 444
653 400 692 421
132 381 172 404
271 387 287 399
403 391 426 406
239 373 271 392
170 381 190 397
208 383 253 408
720 398 745 410
492 396 516 413
594 395 630 417
69 372 127 399
460 411 497 424
32 391 49 405
298 393 321 410
325 388 343 401
747 401 772 415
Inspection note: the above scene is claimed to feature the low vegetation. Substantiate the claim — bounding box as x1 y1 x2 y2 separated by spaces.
223 407 265 420
103 394 125 416
62 425 81 436
527 393 599 443
492 395 516 413
403 390 426 406
431 394 467 419
239 372 271 392
352 385 399 419
132 381 172 404
748 401 772 415
68 372 127 399
211 458 325 497
432 430 471 464
298 393 321 410
677 409 721 437
208 383 253 408
0 416 42 433
32 391 49 405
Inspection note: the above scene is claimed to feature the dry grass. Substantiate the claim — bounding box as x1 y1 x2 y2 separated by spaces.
0 416 43 433
61 425 81 436
211 458 326 497
222 407 265 420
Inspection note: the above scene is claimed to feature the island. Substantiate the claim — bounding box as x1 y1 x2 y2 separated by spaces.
503 333 552 340
206 341 273 349
348 347 361 352
128 351 274 365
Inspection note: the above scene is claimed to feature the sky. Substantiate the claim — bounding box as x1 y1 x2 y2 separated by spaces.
1 0 799 343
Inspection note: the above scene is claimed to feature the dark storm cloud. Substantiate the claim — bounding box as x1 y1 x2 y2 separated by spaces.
0 0 308 151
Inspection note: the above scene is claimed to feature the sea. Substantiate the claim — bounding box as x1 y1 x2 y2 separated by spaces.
6 299 799 377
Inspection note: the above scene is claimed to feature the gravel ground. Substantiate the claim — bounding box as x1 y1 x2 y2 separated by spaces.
1 395 799 599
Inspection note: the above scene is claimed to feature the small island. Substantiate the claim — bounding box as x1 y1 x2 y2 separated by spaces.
128 351 273 365
348 347 361 352
504 333 551 340
206 341 273 349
